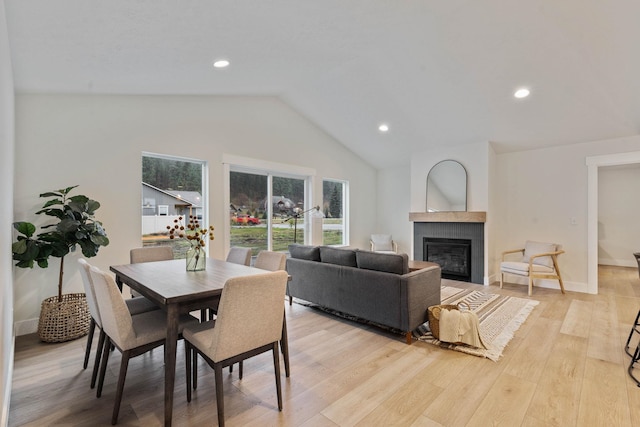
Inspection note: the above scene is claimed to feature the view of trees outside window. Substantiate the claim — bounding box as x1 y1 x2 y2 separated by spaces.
322 179 346 245
230 171 308 252
141 154 206 258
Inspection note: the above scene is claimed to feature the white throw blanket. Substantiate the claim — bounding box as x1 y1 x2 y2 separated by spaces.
438 308 488 349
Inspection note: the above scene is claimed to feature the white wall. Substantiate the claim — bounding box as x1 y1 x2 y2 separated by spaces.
598 164 640 266
375 165 411 254
0 0 14 423
13 94 377 331
496 135 640 293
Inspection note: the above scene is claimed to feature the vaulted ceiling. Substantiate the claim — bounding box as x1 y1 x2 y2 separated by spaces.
5 1 640 169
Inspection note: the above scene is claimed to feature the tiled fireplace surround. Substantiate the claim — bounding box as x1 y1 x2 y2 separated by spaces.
410 212 486 284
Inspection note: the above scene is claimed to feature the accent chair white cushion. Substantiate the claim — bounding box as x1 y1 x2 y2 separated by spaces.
522 241 557 268
371 234 393 252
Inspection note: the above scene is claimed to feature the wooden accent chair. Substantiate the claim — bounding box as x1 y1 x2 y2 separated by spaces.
370 234 398 254
500 241 565 296
89 265 198 425
184 271 289 427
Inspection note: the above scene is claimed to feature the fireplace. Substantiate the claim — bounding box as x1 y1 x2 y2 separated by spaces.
412 219 484 284
424 237 471 282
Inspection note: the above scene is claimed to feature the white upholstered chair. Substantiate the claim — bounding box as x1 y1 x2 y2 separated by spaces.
499 241 565 296
78 258 158 390
129 246 174 297
89 265 198 425
225 246 252 266
254 250 287 271
370 234 398 254
184 271 289 427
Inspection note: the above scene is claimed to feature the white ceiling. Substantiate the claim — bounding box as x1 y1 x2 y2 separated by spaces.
5 0 640 169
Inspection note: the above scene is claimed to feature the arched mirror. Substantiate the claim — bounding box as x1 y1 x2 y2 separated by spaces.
426 160 467 212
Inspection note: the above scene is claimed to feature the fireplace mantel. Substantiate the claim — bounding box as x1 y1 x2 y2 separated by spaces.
409 211 486 223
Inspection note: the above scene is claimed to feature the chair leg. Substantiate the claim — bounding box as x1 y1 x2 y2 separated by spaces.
112 350 131 425
239 361 243 380
272 342 283 411
185 342 192 402
625 309 640 357
214 364 225 427
281 313 291 377
97 337 112 398
84 319 96 369
192 349 198 390
499 272 504 289
91 329 107 389
528 277 534 297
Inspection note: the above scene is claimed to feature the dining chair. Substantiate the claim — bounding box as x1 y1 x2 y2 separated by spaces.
78 259 159 389
241 250 290 378
203 246 253 321
129 246 174 297
89 265 198 425
225 246 252 266
184 270 289 427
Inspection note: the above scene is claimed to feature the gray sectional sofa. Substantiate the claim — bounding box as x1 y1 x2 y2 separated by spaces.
285 245 441 343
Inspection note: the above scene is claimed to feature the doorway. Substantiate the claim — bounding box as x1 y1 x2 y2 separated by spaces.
587 151 640 294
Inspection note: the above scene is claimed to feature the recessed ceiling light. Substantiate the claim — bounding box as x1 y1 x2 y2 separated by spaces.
213 59 230 69
378 123 389 132
514 88 530 98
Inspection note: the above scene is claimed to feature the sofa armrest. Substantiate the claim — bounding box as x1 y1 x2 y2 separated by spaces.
400 265 442 331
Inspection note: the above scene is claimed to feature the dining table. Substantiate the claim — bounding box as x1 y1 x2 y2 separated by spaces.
110 257 290 427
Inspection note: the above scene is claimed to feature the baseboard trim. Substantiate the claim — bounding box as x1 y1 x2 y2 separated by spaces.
14 318 38 337
598 258 637 268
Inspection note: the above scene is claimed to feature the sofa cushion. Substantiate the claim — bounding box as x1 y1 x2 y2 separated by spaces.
356 250 408 275
288 244 320 261
319 246 357 267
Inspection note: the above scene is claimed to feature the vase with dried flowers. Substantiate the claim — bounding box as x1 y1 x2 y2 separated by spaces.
168 215 214 271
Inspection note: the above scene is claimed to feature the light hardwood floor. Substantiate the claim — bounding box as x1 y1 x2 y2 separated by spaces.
9 266 640 426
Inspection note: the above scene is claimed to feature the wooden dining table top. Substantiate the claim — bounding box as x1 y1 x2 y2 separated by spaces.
109 257 267 305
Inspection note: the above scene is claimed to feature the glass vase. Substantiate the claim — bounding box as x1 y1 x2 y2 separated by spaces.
186 246 206 271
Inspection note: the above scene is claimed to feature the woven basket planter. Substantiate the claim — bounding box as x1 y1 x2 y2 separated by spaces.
38 293 90 343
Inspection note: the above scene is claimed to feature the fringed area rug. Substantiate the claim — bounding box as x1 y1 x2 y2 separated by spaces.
413 286 539 361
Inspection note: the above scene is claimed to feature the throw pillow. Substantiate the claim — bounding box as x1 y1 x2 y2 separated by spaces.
319 246 357 267
356 250 408 275
522 241 557 268
288 244 320 261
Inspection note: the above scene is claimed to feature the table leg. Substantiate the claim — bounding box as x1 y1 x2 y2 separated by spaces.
164 304 179 426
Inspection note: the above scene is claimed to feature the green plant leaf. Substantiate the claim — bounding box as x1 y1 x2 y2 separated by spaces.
12 240 27 254
15 259 34 268
60 185 78 195
13 221 36 238
41 198 63 208
39 191 62 198
37 259 49 268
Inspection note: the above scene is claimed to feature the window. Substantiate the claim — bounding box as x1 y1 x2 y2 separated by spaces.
141 153 207 259
230 170 309 253
322 179 348 246
225 153 317 254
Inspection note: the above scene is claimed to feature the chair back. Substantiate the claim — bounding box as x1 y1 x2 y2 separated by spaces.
208 271 288 362
130 246 174 263
89 266 136 349
78 258 102 327
371 234 395 252
226 247 252 266
254 251 287 271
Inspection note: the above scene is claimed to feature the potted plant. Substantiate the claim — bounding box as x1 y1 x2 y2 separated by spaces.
12 186 109 342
